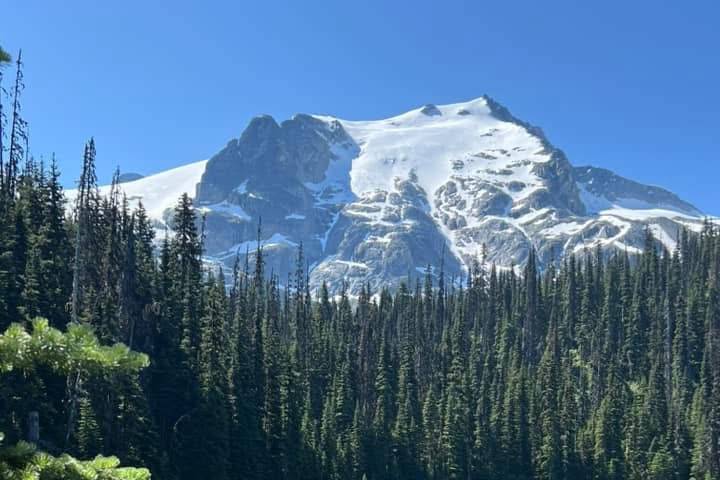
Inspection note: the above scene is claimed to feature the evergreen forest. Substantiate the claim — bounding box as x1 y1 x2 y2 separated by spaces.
1 46 719 480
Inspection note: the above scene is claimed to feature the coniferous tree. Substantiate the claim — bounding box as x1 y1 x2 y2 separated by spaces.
0 91 716 480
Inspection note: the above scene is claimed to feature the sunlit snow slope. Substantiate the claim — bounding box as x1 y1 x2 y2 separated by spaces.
320 98 546 202
67 160 208 226
74 96 712 292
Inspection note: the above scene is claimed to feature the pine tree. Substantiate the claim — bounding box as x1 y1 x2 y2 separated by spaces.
194 272 231 480
262 276 284 478
392 341 420 479
534 323 562 480
171 193 203 372
421 385 441 479
593 364 625 480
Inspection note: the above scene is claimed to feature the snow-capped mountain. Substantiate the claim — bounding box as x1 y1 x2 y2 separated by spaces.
85 96 709 292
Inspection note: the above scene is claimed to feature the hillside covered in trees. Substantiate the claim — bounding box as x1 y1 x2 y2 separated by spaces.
0 48 719 480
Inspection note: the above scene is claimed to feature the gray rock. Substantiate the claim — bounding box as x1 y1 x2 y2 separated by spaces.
157 97 708 294
420 104 442 116
117 172 144 183
574 165 700 215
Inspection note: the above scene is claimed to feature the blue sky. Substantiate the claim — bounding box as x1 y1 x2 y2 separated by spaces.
3 0 718 213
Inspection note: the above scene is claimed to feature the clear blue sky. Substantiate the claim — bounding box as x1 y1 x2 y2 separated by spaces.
3 0 718 213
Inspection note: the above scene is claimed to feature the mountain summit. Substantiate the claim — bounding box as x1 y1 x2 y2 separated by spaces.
89 96 707 292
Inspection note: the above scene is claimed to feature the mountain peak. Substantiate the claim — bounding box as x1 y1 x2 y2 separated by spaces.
82 97 709 293
244 114 280 135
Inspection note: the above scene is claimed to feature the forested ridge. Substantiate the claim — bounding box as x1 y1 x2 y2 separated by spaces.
1 48 719 480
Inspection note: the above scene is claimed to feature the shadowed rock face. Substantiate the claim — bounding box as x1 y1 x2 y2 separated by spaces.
156 96 707 293
193 114 360 288
196 114 326 203
574 166 700 215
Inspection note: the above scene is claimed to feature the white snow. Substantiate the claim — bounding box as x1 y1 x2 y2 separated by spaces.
304 142 357 205
199 201 251 221
649 224 677 252
579 184 699 216
598 207 700 222
68 96 712 272
66 160 208 223
234 180 248 194
578 185 614 214
212 233 299 260
542 221 589 237
611 242 643 255
309 97 709 266
318 211 341 252
315 97 548 206
312 97 556 264
334 259 370 270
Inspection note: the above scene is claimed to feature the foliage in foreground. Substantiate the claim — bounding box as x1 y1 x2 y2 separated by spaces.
0 319 150 479
0 44 10 65
0 318 149 375
0 433 149 480
0 311 150 478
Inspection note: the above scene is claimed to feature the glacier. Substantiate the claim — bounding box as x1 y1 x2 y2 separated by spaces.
69 96 712 293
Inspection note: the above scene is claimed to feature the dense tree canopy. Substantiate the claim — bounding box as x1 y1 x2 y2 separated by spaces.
0 48 718 480
0 320 150 479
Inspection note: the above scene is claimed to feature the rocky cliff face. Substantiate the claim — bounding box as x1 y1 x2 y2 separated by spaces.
95 96 710 293
192 114 359 286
